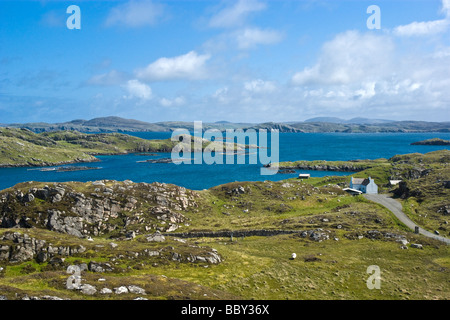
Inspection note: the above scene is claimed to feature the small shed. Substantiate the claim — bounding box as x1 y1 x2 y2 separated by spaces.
298 174 310 179
389 180 402 186
343 188 363 196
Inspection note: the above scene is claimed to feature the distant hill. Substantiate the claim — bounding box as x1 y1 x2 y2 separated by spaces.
304 117 394 125
3 116 450 133
304 117 347 123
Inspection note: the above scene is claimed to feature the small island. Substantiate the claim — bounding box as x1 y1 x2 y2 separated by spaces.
411 138 450 146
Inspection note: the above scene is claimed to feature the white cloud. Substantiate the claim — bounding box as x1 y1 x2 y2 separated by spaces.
441 0 450 15
209 0 266 28
160 96 185 107
122 79 152 100
212 87 230 104
292 30 394 86
105 0 164 28
135 51 211 81
393 0 450 36
353 82 376 99
86 70 125 86
244 79 276 93
393 19 450 36
235 28 283 50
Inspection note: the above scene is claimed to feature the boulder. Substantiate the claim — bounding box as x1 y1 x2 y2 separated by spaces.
88 261 114 273
128 285 146 295
36 251 48 263
80 284 97 295
146 232 166 242
100 288 112 294
114 286 129 294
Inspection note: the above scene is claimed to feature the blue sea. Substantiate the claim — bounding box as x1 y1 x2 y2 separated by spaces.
0 132 449 191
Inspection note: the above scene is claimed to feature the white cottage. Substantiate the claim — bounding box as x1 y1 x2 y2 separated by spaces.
350 177 378 194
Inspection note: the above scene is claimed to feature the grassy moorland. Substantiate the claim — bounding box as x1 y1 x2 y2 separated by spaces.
276 150 450 236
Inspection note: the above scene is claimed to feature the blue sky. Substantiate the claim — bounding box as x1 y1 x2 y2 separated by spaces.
1 0 449 123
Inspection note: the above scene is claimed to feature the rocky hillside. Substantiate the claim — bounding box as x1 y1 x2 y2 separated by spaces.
0 180 199 238
0 176 448 300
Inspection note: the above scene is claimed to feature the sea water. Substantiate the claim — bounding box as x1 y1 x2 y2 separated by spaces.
0 132 449 191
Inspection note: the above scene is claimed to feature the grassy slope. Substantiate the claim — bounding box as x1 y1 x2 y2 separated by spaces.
0 128 97 167
277 150 450 237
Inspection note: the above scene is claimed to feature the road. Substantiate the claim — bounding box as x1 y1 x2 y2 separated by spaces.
364 194 450 245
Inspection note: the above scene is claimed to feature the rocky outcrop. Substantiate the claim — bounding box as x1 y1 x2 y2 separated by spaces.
0 231 86 263
344 230 407 242
0 181 198 238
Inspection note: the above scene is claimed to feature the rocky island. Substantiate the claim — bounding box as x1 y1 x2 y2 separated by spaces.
411 138 450 145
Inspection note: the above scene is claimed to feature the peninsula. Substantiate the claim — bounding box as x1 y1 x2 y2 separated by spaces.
0 128 251 168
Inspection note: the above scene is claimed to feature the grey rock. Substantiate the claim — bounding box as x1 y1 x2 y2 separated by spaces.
145 250 160 257
411 243 423 249
36 251 48 263
49 257 65 265
41 295 65 300
80 284 97 295
125 231 136 239
23 193 35 203
100 288 113 294
396 239 409 246
88 261 114 273
128 285 146 295
114 286 129 294
109 242 118 249
10 246 34 263
0 245 10 261
146 232 166 242
77 263 88 272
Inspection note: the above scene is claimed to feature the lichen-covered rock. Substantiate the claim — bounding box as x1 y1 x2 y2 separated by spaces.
0 181 196 238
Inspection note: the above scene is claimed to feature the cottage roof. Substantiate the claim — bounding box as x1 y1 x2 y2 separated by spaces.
352 177 372 186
